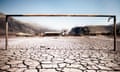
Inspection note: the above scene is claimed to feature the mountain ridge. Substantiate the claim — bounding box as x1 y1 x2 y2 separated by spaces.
0 13 58 35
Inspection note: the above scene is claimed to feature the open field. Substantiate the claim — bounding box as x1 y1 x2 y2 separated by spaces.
0 36 120 72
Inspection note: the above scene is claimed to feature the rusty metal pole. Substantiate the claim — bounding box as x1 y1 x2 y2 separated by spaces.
113 16 116 51
5 15 8 50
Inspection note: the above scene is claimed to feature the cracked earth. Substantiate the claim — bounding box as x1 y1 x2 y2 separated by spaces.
0 36 120 72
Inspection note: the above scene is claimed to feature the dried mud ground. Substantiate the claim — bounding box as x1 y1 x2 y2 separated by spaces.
0 36 120 72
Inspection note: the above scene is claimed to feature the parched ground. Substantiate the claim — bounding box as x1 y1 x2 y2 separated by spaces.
0 36 120 72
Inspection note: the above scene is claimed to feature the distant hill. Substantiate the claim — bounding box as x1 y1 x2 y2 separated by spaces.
0 13 58 35
69 23 120 36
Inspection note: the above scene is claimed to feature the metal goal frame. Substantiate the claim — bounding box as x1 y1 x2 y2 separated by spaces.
5 14 116 51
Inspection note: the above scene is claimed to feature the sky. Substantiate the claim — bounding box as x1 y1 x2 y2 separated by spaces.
0 0 120 30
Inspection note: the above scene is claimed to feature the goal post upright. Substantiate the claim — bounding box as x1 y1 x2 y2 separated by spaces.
113 16 116 51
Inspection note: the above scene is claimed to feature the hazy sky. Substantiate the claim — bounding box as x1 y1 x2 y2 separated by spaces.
0 0 120 30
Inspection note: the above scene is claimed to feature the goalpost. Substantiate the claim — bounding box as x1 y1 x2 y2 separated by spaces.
5 14 116 51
